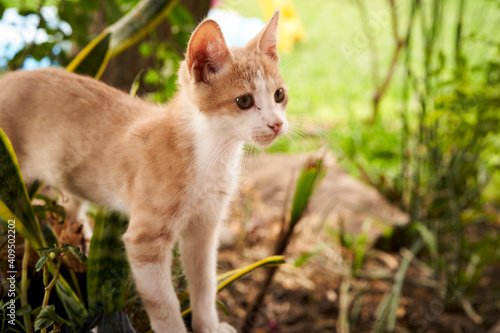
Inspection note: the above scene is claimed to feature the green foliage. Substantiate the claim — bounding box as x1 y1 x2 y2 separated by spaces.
140 2 195 102
243 157 326 331
180 255 286 317
1 1 283 331
0 129 88 329
372 238 424 333
67 0 180 79
87 209 129 314
36 244 87 272
0 127 44 249
290 158 325 227
34 305 71 331
32 195 66 225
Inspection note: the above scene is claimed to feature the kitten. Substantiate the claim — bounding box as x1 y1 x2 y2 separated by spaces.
0 10 287 333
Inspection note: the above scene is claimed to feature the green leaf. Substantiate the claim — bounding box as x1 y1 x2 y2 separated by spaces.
32 201 66 224
144 68 161 85
34 317 53 330
129 69 144 97
41 224 60 251
167 3 194 27
62 243 87 265
34 305 57 330
412 222 437 256
16 304 32 316
87 209 130 314
54 278 88 326
104 0 123 24
67 0 179 78
31 305 42 316
138 42 152 56
0 127 44 249
35 253 89 324
290 158 325 227
34 304 72 331
35 253 49 272
67 32 111 79
216 300 228 317
38 247 61 255
181 255 286 317
107 0 179 57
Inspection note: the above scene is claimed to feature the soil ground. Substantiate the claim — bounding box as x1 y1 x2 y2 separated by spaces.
2 153 499 333
215 153 500 333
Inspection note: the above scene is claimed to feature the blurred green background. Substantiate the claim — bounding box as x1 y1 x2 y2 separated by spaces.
1 0 500 332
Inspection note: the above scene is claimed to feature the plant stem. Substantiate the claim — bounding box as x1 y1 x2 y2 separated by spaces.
41 258 62 333
42 259 62 307
21 240 33 333
337 278 352 333
241 221 296 333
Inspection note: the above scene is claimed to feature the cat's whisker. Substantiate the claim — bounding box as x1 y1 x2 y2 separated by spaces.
285 127 319 152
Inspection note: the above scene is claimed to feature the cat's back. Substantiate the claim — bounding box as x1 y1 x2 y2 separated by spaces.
0 67 142 120
0 68 156 192
0 68 149 157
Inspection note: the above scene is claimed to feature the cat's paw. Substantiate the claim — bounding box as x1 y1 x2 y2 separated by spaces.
215 322 237 333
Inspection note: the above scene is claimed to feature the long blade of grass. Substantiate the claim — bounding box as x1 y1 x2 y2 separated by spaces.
371 238 424 333
180 255 286 317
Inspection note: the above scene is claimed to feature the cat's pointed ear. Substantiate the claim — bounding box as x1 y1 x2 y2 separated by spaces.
247 10 280 62
186 20 230 83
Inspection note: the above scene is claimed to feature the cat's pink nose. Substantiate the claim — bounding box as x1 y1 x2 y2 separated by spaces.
268 121 283 134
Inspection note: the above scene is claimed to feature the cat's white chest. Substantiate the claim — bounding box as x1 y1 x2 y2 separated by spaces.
190 112 243 206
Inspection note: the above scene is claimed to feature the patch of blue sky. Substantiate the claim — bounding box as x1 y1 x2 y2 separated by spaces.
0 6 72 70
207 9 264 47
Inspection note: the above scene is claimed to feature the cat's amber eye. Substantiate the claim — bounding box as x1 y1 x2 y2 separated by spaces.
275 88 285 103
236 94 254 110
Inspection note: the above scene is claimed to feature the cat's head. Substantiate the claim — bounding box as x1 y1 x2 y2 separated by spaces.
179 10 288 147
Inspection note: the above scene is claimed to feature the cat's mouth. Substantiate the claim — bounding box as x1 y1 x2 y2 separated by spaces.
253 132 283 146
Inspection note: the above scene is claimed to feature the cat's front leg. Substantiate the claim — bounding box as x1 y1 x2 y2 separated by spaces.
123 217 187 333
181 216 237 333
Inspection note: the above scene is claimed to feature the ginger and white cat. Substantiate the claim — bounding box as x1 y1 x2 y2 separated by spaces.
0 11 287 333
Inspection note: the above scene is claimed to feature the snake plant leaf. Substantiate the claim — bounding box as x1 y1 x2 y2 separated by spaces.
66 0 179 78
180 255 286 317
0 128 88 325
0 127 44 249
54 276 88 326
66 32 111 79
290 157 325 228
87 209 130 314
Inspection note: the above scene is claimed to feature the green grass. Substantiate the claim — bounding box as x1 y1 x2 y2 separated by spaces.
224 0 500 124
225 0 500 182
224 0 404 124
